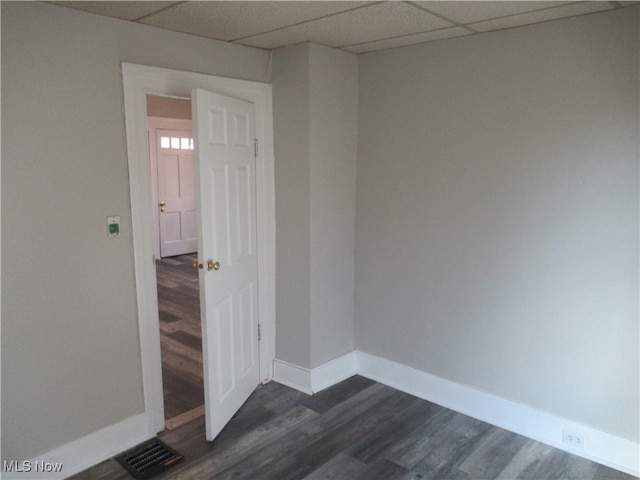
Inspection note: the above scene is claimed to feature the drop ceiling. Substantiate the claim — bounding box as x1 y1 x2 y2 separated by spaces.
48 1 634 53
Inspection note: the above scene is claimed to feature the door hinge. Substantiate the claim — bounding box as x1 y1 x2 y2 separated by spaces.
254 138 258 158
257 324 262 342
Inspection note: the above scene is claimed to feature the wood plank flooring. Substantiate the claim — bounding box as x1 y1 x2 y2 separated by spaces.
72 375 636 480
74 254 637 479
155 254 204 424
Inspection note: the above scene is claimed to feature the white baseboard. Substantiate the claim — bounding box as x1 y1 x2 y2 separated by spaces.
9 352 636 479
356 351 640 477
2 413 154 480
273 351 357 395
273 351 639 476
273 358 314 394
310 352 358 392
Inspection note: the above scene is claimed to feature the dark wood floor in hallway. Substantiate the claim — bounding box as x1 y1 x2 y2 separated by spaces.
72 375 635 480
156 254 204 425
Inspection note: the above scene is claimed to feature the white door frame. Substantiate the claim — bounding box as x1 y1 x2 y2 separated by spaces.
122 63 276 433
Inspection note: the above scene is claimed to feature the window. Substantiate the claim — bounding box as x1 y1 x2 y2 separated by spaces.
160 136 194 150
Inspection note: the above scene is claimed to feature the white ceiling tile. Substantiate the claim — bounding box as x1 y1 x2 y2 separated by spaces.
238 2 455 49
412 1 574 25
49 0 629 54
345 26 472 53
140 1 369 41
469 1 616 32
49 1 176 21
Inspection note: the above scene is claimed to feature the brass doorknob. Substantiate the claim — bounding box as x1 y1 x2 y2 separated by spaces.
207 260 220 271
159 201 166 212
193 261 202 270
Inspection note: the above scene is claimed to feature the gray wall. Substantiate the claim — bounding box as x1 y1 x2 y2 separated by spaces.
356 6 639 442
308 44 357 368
272 43 312 367
1 1 269 461
273 43 357 369
3 0 637 466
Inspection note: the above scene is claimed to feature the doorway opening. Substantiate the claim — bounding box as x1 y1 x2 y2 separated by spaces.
122 63 276 438
147 94 205 430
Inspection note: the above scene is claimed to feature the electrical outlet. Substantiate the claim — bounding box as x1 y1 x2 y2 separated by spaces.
562 430 586 450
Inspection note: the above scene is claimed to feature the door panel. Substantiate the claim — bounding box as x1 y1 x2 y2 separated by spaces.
157 128 197 257
193 88 260 441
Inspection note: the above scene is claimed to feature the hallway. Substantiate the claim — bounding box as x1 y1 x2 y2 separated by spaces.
156 254 204 427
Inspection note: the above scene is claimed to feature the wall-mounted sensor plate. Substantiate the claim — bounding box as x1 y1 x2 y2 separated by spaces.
107 216 121 237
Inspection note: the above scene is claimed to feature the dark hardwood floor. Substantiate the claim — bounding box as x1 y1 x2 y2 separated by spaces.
71 255 637 479
155 254 205 426
72 375 636 480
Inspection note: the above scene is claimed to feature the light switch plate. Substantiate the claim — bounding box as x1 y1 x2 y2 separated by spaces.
107 216 121 237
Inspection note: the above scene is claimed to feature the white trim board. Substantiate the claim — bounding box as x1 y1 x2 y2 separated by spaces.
273 352 357 395
122 63 276 434
273 351 640 477
2 414 152 480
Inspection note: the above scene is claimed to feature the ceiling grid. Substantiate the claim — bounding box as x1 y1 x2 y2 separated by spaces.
48 1 633 53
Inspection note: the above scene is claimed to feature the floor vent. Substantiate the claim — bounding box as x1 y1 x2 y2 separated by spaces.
115 438 183 479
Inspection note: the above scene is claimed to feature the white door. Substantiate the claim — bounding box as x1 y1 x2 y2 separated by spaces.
192 88 260 441
156 128 197 257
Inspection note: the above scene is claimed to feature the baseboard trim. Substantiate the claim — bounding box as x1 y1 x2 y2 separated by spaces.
17 352 636 478
310 351 358 393
2 413 154 480
273 351 357 395
273 358 313 394
356 351 640 477
273 351 639 476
